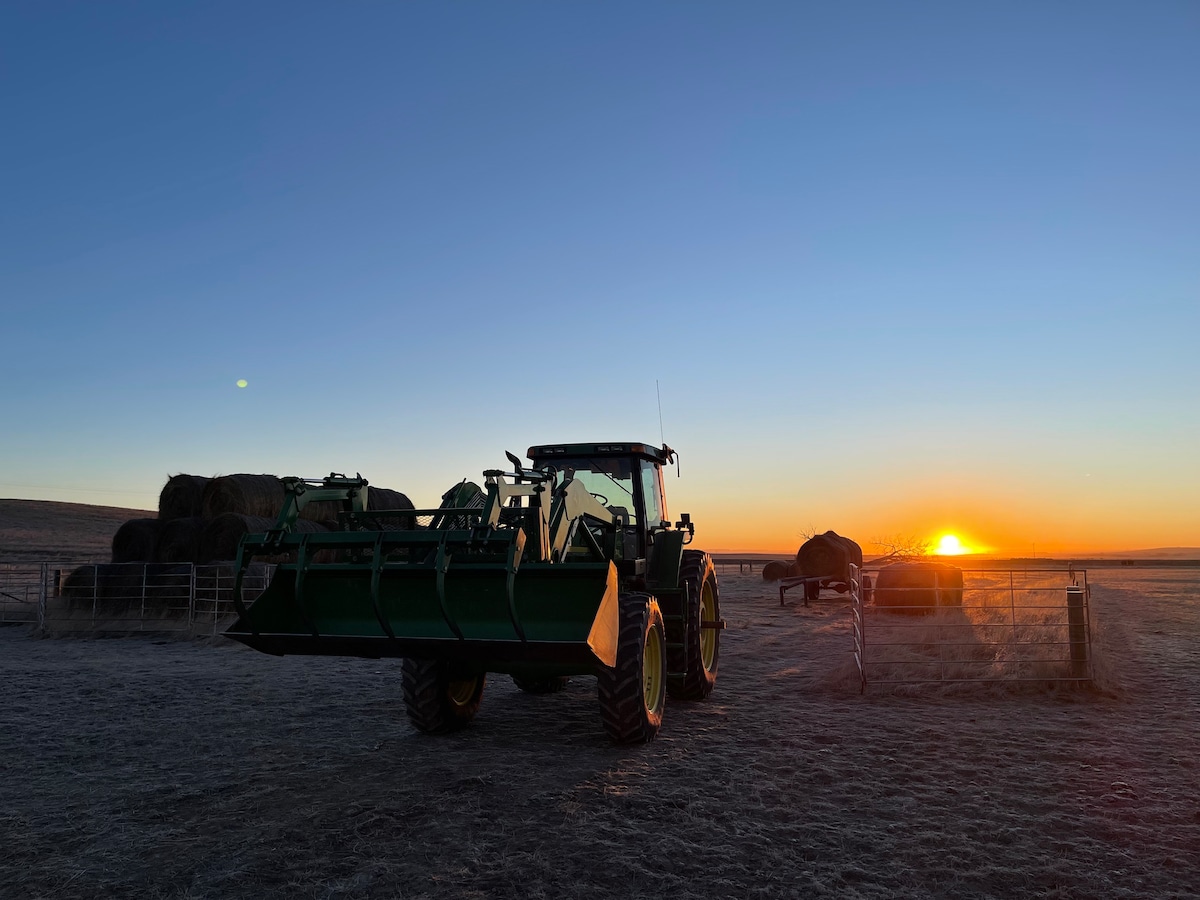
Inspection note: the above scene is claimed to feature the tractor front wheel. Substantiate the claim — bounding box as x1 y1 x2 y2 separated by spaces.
402 658 485 734
669 550 721 701
598 592 666 743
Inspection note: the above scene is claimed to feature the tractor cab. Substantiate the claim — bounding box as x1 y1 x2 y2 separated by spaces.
527 442 691 573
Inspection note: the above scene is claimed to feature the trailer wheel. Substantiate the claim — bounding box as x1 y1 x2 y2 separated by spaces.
598 592 666 743
512 675 571 694
669 550 721 701
402 658 485 734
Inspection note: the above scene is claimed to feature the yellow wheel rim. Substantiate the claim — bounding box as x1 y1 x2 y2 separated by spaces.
447 676 478 708
643 622 665 715
700 581 717 671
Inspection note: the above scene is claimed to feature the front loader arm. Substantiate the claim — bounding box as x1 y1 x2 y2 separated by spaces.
547 480 617 562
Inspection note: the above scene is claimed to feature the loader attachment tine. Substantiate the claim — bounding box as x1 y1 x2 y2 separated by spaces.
505 528 528 642
293 536 321 639
369 532 396 639
434 538 465 640
232 544 252 628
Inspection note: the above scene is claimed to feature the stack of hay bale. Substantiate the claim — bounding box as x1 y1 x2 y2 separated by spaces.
65 474 414 610
109 473 415 565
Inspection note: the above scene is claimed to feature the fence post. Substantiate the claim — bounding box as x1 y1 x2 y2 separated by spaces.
38 562 48 632
1066 586 1089 679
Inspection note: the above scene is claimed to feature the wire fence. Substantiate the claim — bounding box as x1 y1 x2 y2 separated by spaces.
850 566 1092 690
0 562 274 635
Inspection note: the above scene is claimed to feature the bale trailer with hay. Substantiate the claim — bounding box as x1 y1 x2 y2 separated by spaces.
225 442 724 743
776 530 866 606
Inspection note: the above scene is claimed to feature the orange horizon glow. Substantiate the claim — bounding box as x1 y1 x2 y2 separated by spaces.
682 479 1196 558
691 515 1180 558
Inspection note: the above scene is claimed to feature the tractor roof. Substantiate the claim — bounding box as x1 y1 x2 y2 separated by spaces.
528 442 672 464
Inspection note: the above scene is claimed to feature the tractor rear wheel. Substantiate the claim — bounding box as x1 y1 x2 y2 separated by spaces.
669 550 721 701
402 658 485 734
598 592 666 743
512 675 571 694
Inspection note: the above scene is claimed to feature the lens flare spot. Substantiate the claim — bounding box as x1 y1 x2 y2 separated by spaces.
236 379 248 388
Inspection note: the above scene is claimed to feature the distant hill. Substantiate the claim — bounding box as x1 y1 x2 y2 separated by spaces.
1074 548 1200 560
0 499 155 565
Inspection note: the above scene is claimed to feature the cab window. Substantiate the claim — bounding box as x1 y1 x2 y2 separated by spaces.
566 459 638 523
640 462 666 527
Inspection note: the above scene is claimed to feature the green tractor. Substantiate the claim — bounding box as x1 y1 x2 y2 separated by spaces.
225 442 723 743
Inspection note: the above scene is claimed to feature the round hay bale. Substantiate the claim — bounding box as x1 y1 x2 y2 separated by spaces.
61 565 98 606
201 475 286 521
158 474 210 521
366 486 417 529
367 487 415 511
156 516 205 563
200 514 331 563
873 562 964 614
762 559 792 582
795 531 863 582
111 518 162 564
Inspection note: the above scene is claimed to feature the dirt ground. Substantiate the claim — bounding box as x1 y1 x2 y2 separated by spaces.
2 569 1199 899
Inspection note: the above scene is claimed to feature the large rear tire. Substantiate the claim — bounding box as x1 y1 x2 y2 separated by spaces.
668 550 721 701
512 675 571 694
598 592 666 744
402 658 485 734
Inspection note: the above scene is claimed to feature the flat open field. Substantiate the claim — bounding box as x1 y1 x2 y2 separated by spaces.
3 568 1199 899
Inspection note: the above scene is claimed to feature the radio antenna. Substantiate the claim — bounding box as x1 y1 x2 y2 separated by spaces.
656 379 665 445
657 379 680 476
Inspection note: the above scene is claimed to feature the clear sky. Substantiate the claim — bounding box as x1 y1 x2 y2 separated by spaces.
2 2 1197 555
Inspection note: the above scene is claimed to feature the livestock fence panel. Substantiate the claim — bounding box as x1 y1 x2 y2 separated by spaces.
0 563 50 626
25 562 276 635
851 567 1091 690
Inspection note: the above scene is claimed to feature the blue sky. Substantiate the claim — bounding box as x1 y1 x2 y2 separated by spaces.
2 2 1197 553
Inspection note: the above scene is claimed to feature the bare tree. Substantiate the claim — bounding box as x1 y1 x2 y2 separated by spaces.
796 525 821 544
865 533 931 565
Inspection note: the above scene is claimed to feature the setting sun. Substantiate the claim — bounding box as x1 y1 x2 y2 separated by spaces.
934 534 969 556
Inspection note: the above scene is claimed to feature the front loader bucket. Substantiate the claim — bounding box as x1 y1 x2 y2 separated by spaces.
226 530 620 674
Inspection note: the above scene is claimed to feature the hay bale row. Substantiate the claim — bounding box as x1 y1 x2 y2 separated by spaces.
61 563 193 613
197 474 414 524
108 475 415 565
158 475 211 521
200 475 287 521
